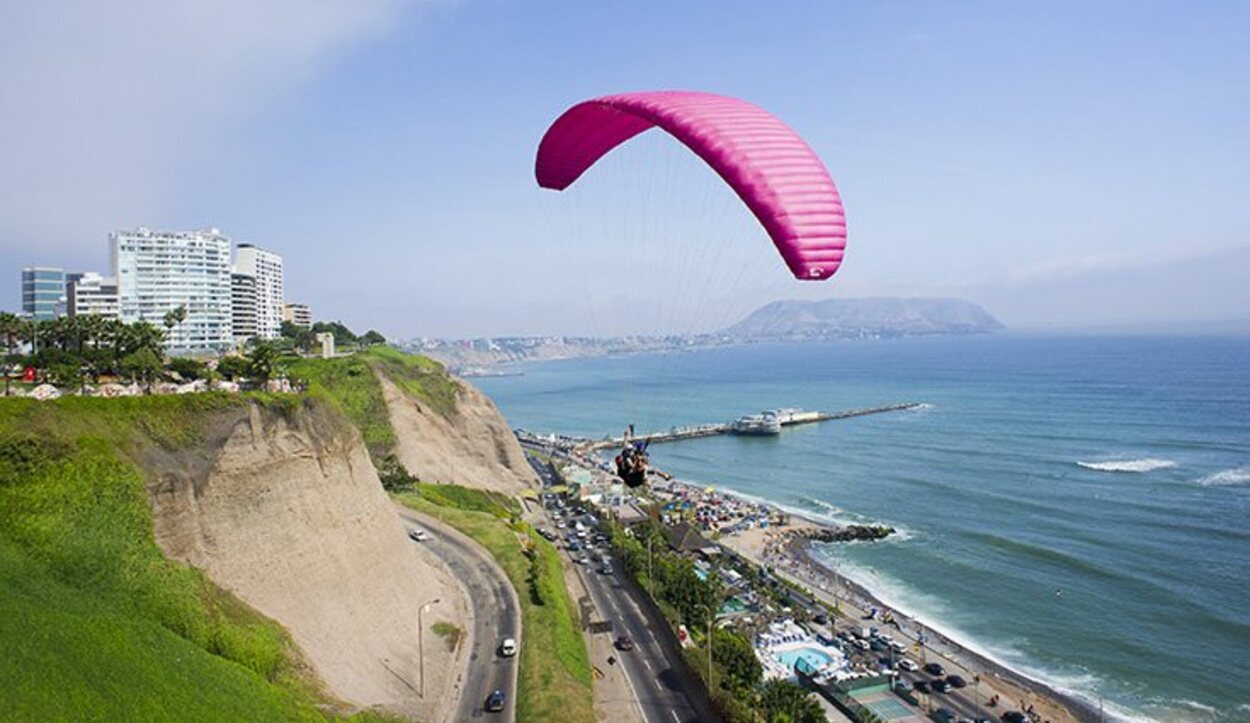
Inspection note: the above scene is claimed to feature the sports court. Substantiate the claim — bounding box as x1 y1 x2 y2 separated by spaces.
850 689 927 723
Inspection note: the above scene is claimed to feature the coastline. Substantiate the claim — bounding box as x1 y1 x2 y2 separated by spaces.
664 479 1105 723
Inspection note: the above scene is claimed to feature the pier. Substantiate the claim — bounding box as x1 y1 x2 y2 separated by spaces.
581 402 924 451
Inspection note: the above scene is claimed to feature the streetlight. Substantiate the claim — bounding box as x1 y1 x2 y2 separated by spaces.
418 598 441 698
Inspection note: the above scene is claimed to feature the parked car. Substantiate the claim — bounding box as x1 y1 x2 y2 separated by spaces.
485 689 506 713
932 708 956 723
897 658 919 672
499 638 517 657
408 529 428 542
923 662 946 676
1001 713 1028 723
853 638 870 651
600 563 614 575
913 680 931 694
812 612 829 625
615 635 635 651
894 679 913 693
891 641 908 655
946 674 967 689
931 679 951 694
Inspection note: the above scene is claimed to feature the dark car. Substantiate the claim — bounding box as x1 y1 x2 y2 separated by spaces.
812 613 829 625
946 674 967 688
615 635 635 651
930 679 951 693
913 680 931 694
923 662 946 676
932 709 956 723
1001 713 1028 723
485 689 506 713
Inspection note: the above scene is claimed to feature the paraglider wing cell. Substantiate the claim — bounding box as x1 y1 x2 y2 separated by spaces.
535 91 847 281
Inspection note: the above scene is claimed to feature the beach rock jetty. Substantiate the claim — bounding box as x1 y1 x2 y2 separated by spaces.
800 524 894 543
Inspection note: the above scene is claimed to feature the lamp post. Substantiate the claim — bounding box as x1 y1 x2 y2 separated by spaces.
647 534 654 598
418 598 441 698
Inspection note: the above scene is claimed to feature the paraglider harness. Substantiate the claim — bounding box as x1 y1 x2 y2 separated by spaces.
615 435 650 489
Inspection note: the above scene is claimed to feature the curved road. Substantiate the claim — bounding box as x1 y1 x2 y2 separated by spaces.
397 506 521 723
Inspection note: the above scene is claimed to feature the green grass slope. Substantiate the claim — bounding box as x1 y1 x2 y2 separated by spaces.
286 348 459 464
0 395 390 723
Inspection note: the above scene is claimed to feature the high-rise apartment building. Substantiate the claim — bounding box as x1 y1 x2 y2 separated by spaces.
21 266 65 319
282 302 312 328
231 272 258 344
234 245 283 340
110 228 233 352
66 272 120 319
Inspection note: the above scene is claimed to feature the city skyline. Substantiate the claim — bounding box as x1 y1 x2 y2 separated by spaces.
15 226 304 352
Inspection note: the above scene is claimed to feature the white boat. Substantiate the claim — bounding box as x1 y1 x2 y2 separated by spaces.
730 411 782 435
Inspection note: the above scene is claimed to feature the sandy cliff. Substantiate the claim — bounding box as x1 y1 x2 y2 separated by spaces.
145 400 468 721
375 369 537 494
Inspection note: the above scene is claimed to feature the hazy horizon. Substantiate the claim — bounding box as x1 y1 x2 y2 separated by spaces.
4 1 1247 338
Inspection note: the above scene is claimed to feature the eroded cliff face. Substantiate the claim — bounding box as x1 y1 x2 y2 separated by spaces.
145 400 467 719
375 370 537 494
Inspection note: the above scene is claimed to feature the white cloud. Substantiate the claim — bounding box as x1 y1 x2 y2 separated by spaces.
0 0 423 260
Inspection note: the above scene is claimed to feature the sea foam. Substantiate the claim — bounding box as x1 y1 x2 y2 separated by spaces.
1195 467 1250 487
1077 458 1178 473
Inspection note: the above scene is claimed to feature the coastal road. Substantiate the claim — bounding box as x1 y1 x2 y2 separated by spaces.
541 508 718 723
397 506 521 723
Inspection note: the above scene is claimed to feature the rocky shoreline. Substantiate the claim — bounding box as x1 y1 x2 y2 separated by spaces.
796 523 895 543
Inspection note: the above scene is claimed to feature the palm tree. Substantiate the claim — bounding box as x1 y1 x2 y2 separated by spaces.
162 304 188 342
0 312 20 396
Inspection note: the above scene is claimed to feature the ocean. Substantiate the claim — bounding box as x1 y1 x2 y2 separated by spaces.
473 334 1250 722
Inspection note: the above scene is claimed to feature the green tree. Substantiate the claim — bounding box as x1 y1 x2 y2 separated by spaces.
167 357 206 381
360 329 386 346
0 312 21 396
310 320 357 346
162 305 188 340
759 680 823 723
711 628 762 692
246 340 283 385
120 348 162 393
216 355 250 381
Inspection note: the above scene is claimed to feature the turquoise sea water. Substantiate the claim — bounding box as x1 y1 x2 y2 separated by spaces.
474 335 1250 722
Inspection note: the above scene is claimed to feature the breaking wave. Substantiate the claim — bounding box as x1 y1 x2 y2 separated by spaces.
1077 458 1178 473
1195 467 1250 487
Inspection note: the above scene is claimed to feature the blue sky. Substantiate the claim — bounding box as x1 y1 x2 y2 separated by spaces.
3 1 1247 336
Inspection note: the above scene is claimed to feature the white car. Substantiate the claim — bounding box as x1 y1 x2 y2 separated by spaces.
897 658 919 672
499 638 517 657
408 529 428 542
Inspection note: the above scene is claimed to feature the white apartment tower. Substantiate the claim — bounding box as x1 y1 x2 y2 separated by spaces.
110 228 233 352
66 272 120 319
234 245 284 340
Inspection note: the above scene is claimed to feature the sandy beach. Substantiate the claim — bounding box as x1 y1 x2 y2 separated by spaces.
716 510 1101 723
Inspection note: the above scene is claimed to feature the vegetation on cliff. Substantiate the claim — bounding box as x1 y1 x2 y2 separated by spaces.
0 394 395 723
287 347 461 466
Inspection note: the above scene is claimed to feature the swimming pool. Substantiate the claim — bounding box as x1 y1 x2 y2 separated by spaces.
773 646 833 671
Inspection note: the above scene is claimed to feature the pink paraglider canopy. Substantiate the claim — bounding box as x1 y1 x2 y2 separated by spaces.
535 91 846 281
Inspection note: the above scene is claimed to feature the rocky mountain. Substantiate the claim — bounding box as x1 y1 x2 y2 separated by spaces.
725 297 1004 339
